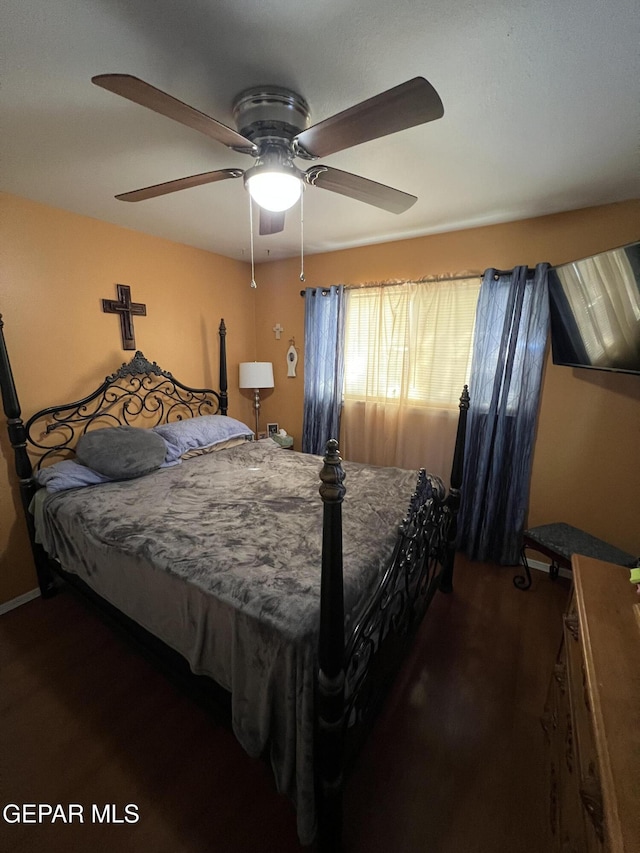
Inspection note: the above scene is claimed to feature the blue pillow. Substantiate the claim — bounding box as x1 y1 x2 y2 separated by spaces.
36 459 112 492
153 415 254 464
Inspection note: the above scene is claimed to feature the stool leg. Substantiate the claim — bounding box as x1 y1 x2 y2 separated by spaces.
514 546 532 591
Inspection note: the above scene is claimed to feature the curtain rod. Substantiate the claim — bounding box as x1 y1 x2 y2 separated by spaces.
299 270 484 297
298 267 541 295
491 267 537 280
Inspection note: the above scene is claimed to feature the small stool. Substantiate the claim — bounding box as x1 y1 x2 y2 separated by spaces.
514 522 638 590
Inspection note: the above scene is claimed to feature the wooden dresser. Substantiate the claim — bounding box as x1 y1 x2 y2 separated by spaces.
543 555 640 852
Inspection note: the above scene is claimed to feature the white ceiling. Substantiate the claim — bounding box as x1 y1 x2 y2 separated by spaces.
2 0 639 263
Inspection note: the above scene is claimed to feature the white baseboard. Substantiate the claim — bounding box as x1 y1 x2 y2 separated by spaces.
0 588 40 616
525 557 572 581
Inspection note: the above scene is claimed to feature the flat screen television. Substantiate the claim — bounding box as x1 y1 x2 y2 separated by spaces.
548 241 640 375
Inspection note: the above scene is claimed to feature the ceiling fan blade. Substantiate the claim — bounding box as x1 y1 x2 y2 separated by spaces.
115 169 244 202
305 166 417 214
259 209 286 235
294 77 443 158
92 74 257 155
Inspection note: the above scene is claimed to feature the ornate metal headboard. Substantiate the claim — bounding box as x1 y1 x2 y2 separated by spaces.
25 348 226 470
0 313 228 481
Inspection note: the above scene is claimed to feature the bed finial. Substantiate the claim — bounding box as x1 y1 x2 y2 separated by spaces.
318 439 346 503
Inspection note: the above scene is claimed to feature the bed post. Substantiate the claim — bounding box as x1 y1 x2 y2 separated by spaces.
317 438 347 852
0 315 56 597
218 318 228 415
439 385 470 594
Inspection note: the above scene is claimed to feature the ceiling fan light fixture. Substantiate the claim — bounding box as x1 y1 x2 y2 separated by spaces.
246 170 302 213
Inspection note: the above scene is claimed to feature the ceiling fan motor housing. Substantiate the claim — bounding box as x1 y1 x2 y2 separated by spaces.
232 86 312 157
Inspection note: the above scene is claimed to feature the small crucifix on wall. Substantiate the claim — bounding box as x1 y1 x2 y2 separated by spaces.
102 284 147 350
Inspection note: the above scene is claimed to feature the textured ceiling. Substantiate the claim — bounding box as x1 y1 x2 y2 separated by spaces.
2 0 639 262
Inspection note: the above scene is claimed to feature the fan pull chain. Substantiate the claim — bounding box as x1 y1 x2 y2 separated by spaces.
299 189 305 283
248 194 257 288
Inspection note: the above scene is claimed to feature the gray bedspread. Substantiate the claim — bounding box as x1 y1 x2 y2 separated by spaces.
34 439 424 844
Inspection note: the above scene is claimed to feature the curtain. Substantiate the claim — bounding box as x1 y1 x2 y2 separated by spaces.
302 285 346 454
341 278 480 484
458 264 549 565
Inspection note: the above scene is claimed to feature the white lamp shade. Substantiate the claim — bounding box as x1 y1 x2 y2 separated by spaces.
239 361 274 389
246 172 302 212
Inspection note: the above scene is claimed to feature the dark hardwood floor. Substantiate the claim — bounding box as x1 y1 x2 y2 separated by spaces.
0 556 568 852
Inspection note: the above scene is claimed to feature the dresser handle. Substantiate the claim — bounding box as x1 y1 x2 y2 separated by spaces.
580 777 604 843
564 611 580 642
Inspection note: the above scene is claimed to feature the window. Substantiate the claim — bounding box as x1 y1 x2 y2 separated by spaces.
343 278 480 409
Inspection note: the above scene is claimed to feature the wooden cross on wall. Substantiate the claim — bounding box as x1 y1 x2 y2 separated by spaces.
102 284 147 350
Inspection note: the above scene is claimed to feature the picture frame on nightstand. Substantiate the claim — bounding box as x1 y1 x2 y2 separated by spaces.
267 423 278 437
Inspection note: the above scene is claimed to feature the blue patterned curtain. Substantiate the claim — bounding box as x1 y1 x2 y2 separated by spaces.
302 285 346 454
458 264 549 564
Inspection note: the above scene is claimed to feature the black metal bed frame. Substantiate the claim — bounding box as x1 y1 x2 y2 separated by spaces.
0 313 469 851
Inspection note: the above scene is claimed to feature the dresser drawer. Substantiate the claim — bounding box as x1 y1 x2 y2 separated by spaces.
563 607 605 850
544 559 639 852
556 698 589 852
543 641 590 851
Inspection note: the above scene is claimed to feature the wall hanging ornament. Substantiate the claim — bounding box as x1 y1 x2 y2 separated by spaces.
102 284 147 350
287 338 298 377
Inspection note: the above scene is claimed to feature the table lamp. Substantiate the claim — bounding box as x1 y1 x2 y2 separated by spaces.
239 361 274 438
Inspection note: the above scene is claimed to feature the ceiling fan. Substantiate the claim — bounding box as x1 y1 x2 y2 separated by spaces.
92 73 444 235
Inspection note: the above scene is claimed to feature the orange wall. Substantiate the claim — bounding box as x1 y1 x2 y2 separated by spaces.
2 195 639 605
0 192 258 603
254 199 640 556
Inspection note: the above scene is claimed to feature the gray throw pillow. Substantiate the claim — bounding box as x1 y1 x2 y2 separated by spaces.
76 426 167 480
